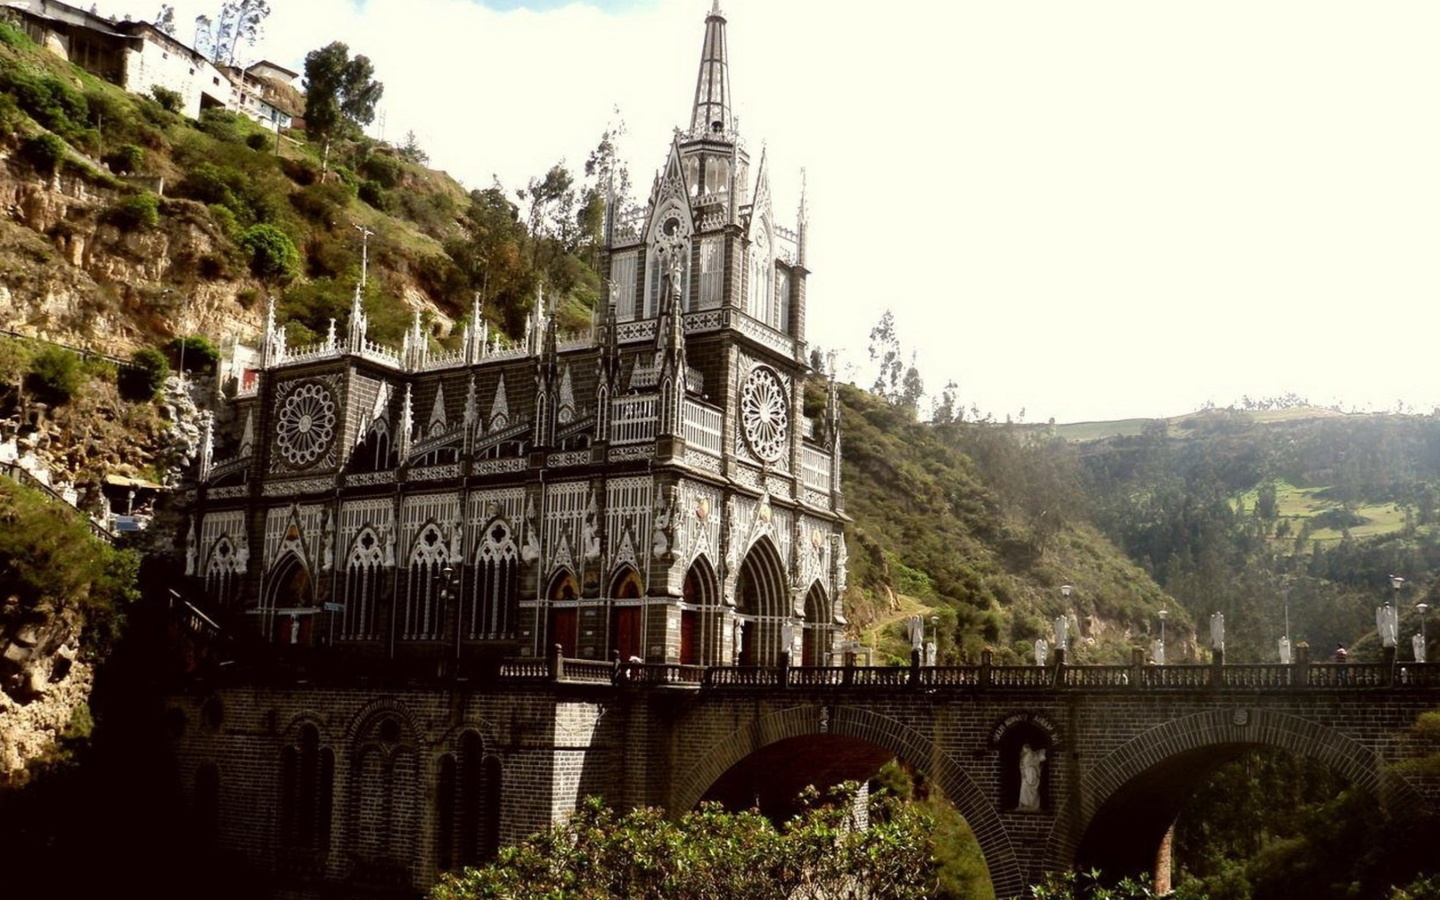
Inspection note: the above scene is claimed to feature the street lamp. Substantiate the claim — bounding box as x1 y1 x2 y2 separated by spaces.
1380 575 1404 649
1417 602 1430 664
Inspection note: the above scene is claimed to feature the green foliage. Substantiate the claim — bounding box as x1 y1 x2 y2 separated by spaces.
150 85 183 113
245 131 270 151
1030 869 1157 900
303 41 384 142
358 178 386 210
165 335 218 375
431 786 940 900
105 192 160 229
197 108 248 144
289 180 353 223
238 223 300 282
358 150 402 188
105 142 145 174
118 348 169 401
0 16 30 48
0 91 22 137
0 480 140 655
3 66 88 136
24 346 83 404
21 132 66 175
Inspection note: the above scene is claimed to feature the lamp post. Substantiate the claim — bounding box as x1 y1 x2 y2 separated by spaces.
1057 584 1072 664
929 615 939 667
1418 601 1430 664
1157 608 1168 666
1381 575 1404 650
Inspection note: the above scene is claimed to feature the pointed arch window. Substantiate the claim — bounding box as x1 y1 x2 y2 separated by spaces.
280 723 334 853
749 224 773 325
342 528 386 640
611 251 638 321
205 536 241 608
469 521 518 640
402 524 449 640
698 237 724 310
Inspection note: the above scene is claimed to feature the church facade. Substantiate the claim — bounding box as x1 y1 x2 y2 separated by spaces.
168 6 849 891
186 3 847 677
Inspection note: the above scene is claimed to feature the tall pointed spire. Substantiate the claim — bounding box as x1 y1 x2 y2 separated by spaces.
690 0 731 137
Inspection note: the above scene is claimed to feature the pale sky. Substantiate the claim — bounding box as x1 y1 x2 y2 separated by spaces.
88 1 1440 423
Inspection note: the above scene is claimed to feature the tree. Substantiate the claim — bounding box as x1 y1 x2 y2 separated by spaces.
867 310 924 420
398 130 428 164
238 223 300 282
194 1 270 66
302 42 384 144
153 4 176 35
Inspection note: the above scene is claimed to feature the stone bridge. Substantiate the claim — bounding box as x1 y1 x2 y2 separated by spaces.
167 648 1440 898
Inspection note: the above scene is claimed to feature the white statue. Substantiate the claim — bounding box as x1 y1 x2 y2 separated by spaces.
1053 616 1068 650
1018 744 1046 811
1210 612 1225 651
1279 636 1292 665
1377 604 1399 648
1414 632 1426 664
1034 637 1048 667
1151 638 1165 666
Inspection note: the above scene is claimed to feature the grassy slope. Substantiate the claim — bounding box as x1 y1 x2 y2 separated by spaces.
834 382 1182 665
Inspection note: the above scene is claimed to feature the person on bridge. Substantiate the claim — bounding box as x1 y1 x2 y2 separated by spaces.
1334 643 1349 683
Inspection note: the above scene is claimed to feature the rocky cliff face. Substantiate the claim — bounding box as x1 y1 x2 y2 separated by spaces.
0 150 263 355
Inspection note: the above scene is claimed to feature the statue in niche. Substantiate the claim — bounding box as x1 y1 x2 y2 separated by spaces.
1018 744 1047 811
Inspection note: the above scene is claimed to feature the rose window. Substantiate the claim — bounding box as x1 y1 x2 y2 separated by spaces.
275 382 337 467
740 366 788 462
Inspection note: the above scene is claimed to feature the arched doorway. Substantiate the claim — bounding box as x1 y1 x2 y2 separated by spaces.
546 570 580 658
801 582 833 666
734 537 788 666
680 558 720 665
265 553 313 644
608 568 643 663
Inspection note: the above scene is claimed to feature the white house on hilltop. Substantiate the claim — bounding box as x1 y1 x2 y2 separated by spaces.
3 0 298 129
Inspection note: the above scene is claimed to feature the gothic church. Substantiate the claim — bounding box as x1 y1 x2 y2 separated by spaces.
169 4 849 893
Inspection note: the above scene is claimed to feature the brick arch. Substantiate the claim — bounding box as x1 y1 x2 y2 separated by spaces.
342 696 425 746
670 703 1026 898
1043 706 1431 873
281 709 334 744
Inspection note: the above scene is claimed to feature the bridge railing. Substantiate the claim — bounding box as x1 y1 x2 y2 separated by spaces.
500 651 1440 691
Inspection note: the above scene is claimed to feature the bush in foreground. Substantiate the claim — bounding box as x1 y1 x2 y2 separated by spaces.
431 785 940 900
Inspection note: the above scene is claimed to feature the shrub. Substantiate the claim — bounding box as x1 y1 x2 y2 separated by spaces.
25 346 84 404
0 93 21 138
358 152 402 189
118 348 168 401
0 16 30 48
246 131 271 151
291 180 353 223
239 223 300 282
9 71 87 134
105 192 160 229
150 85 183 113
198 108 246 144
358 179 387 210
165 335 219 375
207 203 239 239
21 132 66 175
106 143 145 174
279 155 321 186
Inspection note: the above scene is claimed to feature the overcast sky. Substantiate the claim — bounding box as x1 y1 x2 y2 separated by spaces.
88 1 1440 423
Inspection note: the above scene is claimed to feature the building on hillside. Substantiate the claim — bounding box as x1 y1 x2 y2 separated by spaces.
4 0 296 128
183 1 846 676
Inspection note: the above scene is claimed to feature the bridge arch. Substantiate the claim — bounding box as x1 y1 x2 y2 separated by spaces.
1046 706 1433 879
670 703 1027 897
